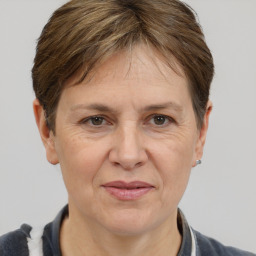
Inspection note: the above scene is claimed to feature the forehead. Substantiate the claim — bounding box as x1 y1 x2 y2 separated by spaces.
59 44 192 114
65 44 187 90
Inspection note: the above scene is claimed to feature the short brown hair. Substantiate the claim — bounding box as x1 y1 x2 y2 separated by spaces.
32 0 214 132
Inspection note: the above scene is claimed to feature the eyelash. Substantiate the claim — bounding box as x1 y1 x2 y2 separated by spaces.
147 114 174 127
79 114 174 127
79 115 109 127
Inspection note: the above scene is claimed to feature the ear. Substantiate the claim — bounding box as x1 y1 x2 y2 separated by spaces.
33 99 59 165
193 100 212 167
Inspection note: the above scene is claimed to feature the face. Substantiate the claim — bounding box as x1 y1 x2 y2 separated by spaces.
35 44 210 236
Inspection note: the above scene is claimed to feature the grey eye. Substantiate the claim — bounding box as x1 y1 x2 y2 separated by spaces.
90 117 104 126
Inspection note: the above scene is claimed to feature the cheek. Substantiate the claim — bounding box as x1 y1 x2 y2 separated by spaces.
55 134 109 193
150 135 195 202
151 132 196 173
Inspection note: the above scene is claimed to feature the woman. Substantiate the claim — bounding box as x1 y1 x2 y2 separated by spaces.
0 0 255 255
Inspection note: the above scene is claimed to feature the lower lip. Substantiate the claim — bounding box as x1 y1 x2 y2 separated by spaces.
103 187 153 200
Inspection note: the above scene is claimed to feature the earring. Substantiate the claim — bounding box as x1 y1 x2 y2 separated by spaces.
196 159 202 166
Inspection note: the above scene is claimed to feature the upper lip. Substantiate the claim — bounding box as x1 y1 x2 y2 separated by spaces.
102 181 154 189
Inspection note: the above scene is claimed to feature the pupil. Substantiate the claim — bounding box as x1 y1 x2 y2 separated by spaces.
92 117 103 125
154 116 165 125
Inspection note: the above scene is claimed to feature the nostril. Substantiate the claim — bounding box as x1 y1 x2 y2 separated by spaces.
109 141 148 170
113 162 120 167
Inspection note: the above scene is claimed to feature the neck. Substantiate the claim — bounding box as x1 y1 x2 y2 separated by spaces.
60 207 182 256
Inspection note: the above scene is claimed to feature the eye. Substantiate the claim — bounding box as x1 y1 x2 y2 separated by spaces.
80 116 107 126
149 115 172 126
90 116 105 126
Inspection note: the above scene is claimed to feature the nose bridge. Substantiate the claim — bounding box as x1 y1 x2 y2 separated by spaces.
109 121 147 170
121 123 140 154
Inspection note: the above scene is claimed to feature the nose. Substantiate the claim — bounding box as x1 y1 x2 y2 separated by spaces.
109 125 148 170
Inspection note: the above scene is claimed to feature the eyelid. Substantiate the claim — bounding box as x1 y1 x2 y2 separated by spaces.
146 114 175 125
79 115 110 125
78 114 175 126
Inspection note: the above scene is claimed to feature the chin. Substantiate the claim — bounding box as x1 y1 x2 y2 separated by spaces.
100 208 163 236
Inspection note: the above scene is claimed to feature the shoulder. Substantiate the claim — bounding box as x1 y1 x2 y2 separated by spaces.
194 229 256 256
0 206 67 256
0 224 32 256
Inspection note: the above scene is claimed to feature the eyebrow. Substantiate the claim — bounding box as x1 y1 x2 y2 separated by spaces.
143 102 183 112
70 102 183 113
70 103 117 113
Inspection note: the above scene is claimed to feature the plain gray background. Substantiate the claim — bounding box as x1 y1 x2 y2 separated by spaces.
0 0 255 253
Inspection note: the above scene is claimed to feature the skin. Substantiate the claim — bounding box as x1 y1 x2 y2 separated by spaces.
34 44 212 256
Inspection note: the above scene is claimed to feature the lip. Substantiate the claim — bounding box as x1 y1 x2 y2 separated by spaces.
102 181 155 201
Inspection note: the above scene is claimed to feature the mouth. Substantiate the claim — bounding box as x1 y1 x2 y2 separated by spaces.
102 181 155 200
